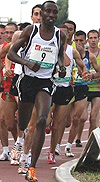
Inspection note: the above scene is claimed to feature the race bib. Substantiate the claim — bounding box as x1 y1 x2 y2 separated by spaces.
29 43 57 69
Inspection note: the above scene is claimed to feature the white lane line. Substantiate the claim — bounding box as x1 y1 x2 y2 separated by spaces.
45 128 89 137
42 140 88 150
8 128 89 141
8 128 89 150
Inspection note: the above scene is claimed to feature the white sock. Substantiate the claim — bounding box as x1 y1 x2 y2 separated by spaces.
16 136 24 145
3 146 9 154
65 142 72 149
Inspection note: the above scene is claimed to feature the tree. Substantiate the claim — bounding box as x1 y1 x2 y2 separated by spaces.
56 0 69 26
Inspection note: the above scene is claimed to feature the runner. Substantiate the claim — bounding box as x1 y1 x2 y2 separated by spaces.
65 30 100 157
0 22 17 161
48 27 88 163
7 1 66 181
76 29 100 144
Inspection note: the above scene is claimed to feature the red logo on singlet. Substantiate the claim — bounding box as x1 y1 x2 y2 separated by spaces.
35 44 41 50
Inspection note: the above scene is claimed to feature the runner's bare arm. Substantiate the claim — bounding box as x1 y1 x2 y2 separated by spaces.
90 53 100 72
73 48 87 74
58 31 67 78
4 55 12 77
0 42 11 59
88 53 100 80
7 25 40 72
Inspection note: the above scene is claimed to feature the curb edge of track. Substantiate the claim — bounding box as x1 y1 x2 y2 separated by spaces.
55 158 80 182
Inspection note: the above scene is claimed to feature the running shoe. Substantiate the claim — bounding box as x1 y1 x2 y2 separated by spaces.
10 158 19 165
25 167 38 182
65 147 74 157
47 152 56 164
76 139 82 147
18 160 28 174
18 153 31 174
55 143 61 155
10 142 23 160
0 152 11 161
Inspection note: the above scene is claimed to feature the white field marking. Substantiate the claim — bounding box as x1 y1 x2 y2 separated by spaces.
42 140 88 150
8 128 89 142
7 138 88 150
8 128 89 150
51 167 58 170
8 140 88 150
45 128 89 137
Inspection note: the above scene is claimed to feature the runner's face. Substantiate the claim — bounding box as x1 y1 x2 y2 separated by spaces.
42 2 58 26
64 23 75 40
88 32 99 48
5 25 16 43
31 7 42 23
74 35 86 51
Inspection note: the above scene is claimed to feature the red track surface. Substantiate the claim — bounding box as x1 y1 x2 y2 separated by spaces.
0 109 90 182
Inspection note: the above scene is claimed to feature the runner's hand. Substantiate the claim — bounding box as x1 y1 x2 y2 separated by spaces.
82 71 90 81
26 61 40 72
59 66 66 78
